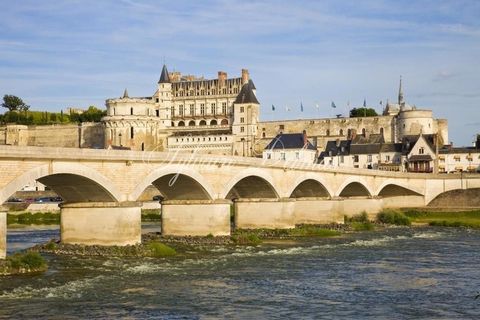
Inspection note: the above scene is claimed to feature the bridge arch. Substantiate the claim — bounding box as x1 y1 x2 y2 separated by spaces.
0 163 122 204
287 174 333 198
375 181 424 197
221 168 279 199
130 165 215 201
336 178 373 197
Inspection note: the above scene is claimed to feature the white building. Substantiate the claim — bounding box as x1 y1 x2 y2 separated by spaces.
263 132 317 163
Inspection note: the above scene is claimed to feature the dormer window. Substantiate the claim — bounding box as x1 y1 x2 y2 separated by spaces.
419 147 424 155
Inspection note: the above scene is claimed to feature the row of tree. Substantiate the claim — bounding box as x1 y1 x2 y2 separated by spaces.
1 95 106 124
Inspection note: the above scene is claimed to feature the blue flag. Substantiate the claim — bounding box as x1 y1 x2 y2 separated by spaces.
272 104 275 111
300 102 304 112
331 101 336 108
363 99 367 107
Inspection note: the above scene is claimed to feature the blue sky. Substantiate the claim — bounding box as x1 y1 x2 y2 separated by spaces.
1 0 479 145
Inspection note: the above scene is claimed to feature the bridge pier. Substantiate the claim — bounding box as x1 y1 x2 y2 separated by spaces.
0 206 6 259
293 198 344 224
161 200 231 236
234 198 295 229
60 202 142 246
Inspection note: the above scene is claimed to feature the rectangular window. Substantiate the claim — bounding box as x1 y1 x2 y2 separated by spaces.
211 103 216 115
171 107 175 117
179 105 184 116
200 104 205 115
419 147 424 155
156 110 159 117
386 155 390 162
190 104 194 115
240 127 245 133
240 106 245 113
222 102 227 114
367 155 372 162
354 155 359 162
295 152 300 159
279 124 285 130
267 153 271 159
340 155 344 163
240 117 244 123
280 153 286 160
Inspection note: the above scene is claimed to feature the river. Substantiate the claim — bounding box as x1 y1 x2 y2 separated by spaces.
1 225 480 319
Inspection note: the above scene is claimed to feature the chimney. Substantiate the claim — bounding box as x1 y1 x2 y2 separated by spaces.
241 69 249 85
303 130 308 147
218 71 227 87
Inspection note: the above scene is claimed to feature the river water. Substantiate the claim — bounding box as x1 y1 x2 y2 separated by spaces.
1 225 480 319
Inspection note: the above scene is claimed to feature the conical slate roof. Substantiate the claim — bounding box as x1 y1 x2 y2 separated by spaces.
158 64 170 83
123 88 129 98
234 81 259 104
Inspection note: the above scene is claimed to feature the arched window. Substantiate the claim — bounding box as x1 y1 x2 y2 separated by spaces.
199 120 207 126
262 132 266 138
130 127 134 139
171 122 175 127
141 142 144 151
339 129 344 136
220 119 228 125
130 108 133 115
188 120 195 126
380 127 384 136
362 128 366 136
210 119 218 125
178 121 185 127
326 129 330 136
347 129 351 138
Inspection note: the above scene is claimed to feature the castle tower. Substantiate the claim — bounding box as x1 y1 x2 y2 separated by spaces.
398 76 405 109
157 64 172 126
232 81 260 157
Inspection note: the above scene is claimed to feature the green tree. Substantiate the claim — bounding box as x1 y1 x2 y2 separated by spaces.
2 95 30 112
349 107 378 118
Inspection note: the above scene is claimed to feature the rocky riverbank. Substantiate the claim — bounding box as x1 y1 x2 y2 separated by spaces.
0 251 47 276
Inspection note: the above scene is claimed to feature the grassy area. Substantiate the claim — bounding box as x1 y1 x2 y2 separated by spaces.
147 242 177 257
376 209 411 226
0 252 47 275
7 212 60 225
403 209 480 228
345 211 376 231
231 225 341 245
141 209 161 221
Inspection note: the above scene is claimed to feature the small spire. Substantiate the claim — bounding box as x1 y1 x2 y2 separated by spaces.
158 64 170 83
123 88 129 98
398 75 404 105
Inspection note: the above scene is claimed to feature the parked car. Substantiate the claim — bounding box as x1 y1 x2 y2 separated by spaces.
152 195 164 201
6 197 23 203
34 197 62 203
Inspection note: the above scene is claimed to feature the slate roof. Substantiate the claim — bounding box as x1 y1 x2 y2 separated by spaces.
439 146 480 154
158 64 170 83
401 134 435 153
234 81 259 104
264 133 316 150
380 143 403 153
350 144 382 155
351 133 384 145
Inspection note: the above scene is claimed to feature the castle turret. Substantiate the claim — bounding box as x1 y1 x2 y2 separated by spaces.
156 64 172 126
232 81 260 157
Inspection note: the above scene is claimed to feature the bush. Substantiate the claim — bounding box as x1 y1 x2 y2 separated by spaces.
376 209 411 226
345 211 369 223
351 222 375 231
231 233 262 246
7 251 47 270
141 209 161 221
147 242 176 257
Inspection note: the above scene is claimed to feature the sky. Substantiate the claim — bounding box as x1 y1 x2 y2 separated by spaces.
0 0 479 145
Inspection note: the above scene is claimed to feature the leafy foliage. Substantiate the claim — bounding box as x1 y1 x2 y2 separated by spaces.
147 242 177 257
2 95 30 112
376 209 411 226
350 107 378 117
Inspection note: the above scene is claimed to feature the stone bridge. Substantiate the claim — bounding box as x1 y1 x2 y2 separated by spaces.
1 145 479 256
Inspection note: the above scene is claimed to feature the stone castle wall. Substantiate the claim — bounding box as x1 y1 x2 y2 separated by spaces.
0 123 104 149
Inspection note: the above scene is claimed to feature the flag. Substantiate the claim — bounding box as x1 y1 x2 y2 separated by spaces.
331 101 336 108
379 100 383 105
363 99 367 107
286 106 291 111
272 104 275 111
315 103 319 109
300 102 304 112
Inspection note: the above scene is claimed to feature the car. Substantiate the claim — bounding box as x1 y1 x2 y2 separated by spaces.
152 195 164 201
7 197 23 203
